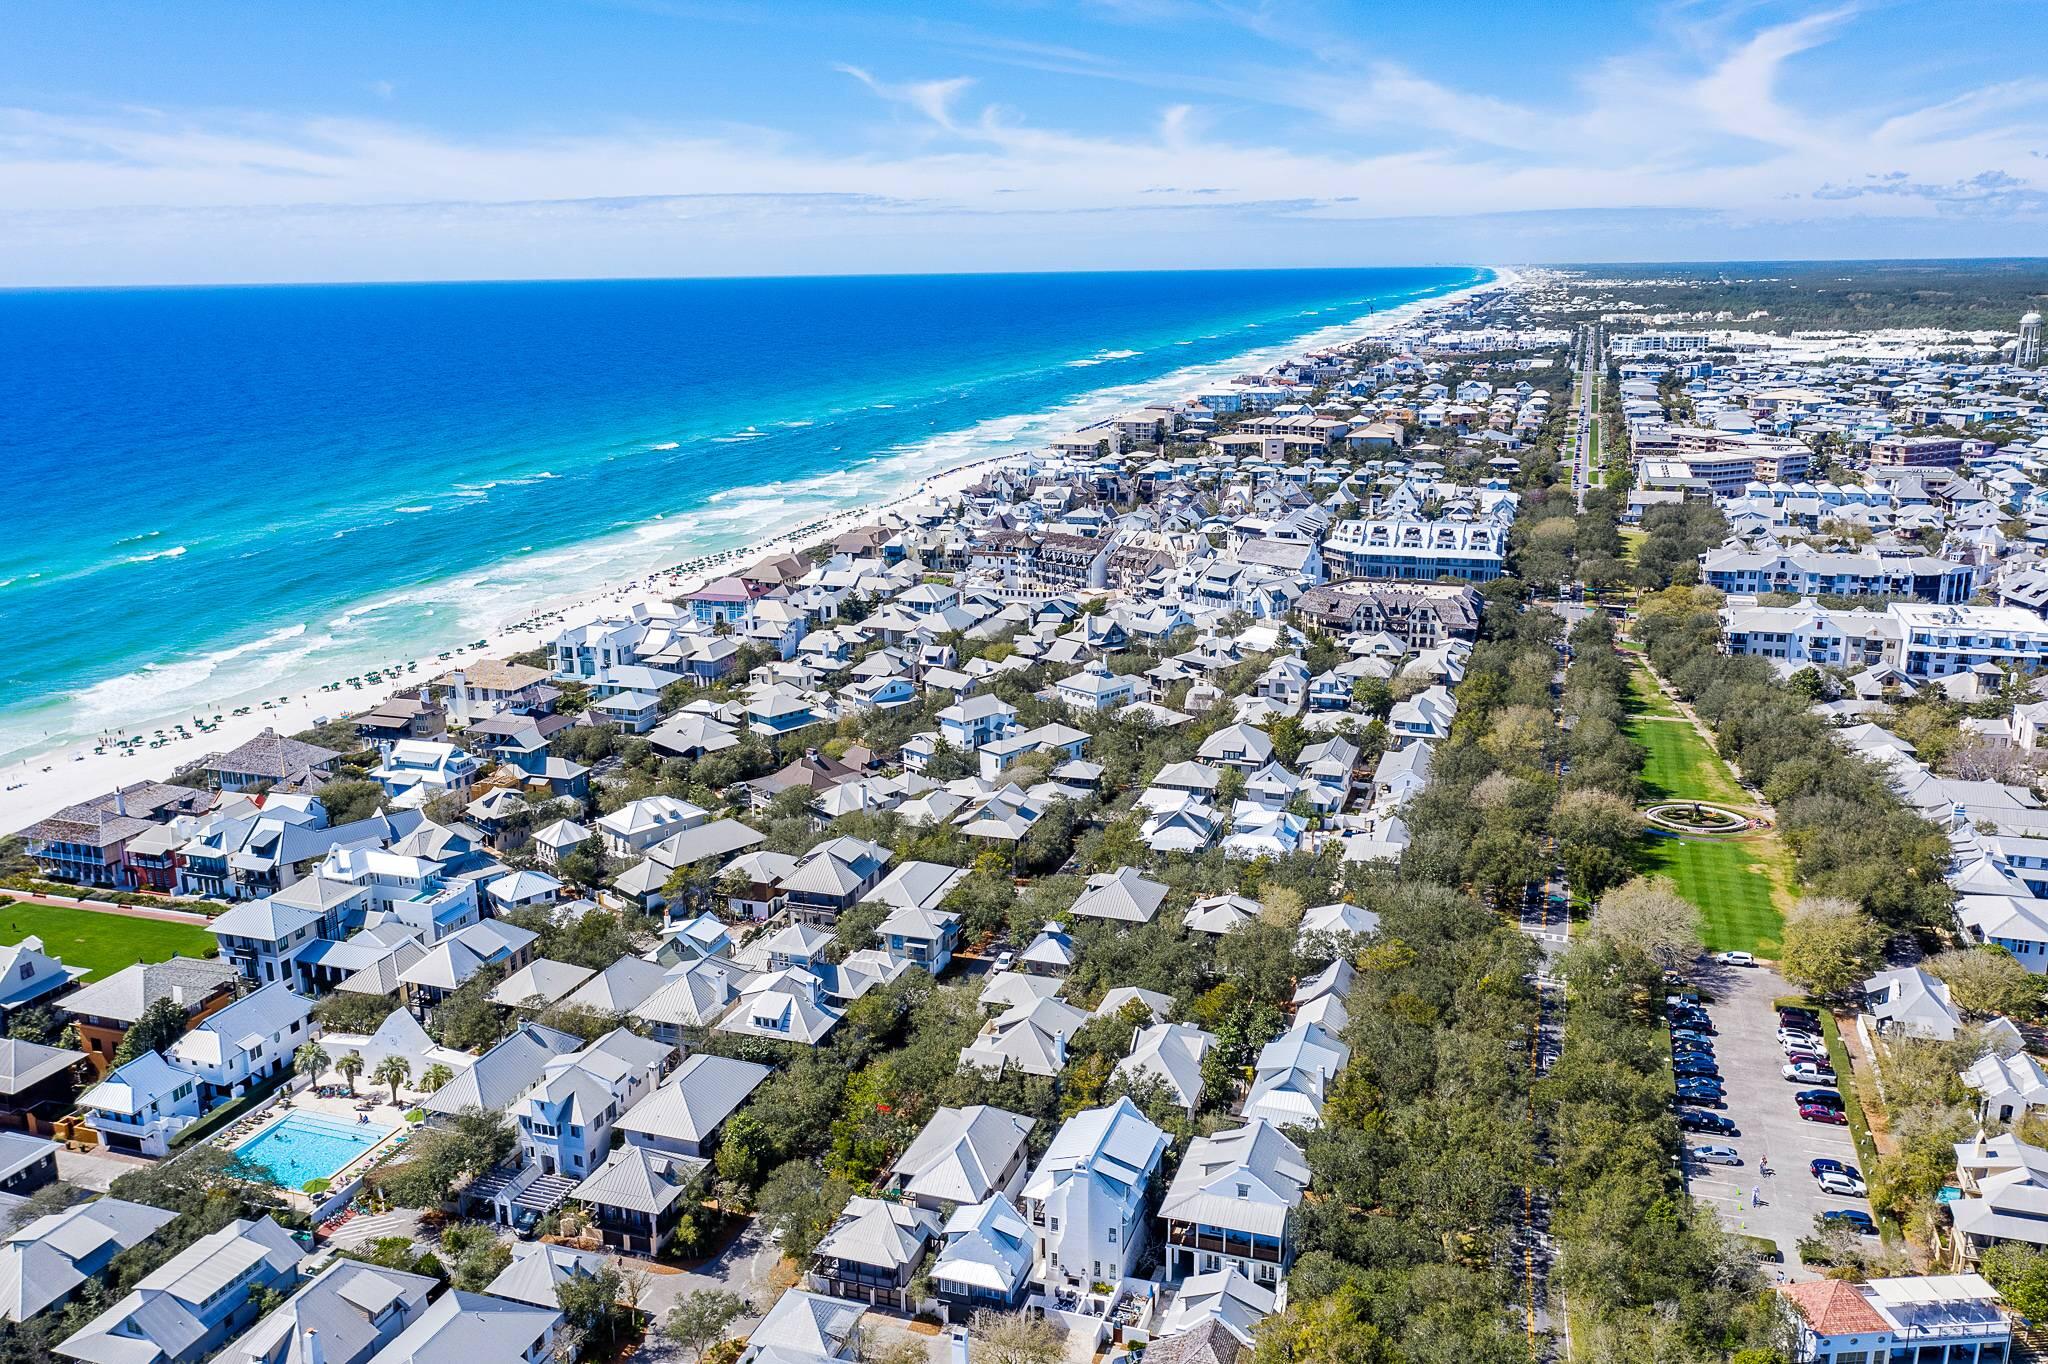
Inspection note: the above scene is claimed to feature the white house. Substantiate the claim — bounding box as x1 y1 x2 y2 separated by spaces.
370 740 481 802
78 1051 201 1157
1021 1098 1169 1292
165 981 314 1106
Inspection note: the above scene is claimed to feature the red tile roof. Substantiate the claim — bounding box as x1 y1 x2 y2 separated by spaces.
1783 1280 1888 1336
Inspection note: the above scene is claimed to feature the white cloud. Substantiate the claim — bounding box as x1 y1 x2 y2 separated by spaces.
1 3 2044 283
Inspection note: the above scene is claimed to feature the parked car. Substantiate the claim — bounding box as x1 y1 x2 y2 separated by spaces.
1717 951 1755 967
1691 1144 1741 1166
1679 1110 1736 1135
1795 1089 1845 1110
1674 1060 1721 1079
1783 1050 1828 1070
1800 1103 1849 1126
1778 1032 1825 1054
1817 1170 1868 1197
1672 1039 1715 1056
991 951 1015 973
1783 1063 1838 1084
1779 1009 1821 1029
1675 1088 1725 1109
1811 1158 1862 1181
1818 1209 1876 1235
1671 1029 1714 1044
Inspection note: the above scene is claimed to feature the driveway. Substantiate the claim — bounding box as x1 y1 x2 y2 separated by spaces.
1681 963 1874 1279
621 1220 784 1360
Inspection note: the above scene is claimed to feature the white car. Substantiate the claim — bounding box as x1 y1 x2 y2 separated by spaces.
1777 1030 1824 1052
1816 1170 1867 1197
1783 1063 1838 1084
991 951 1016 973
1717 951 1756 967
1691 1144 1741 1166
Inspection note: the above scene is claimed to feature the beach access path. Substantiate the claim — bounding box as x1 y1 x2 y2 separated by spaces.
1 890 212 925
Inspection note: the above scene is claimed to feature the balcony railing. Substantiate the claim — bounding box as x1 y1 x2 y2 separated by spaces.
1164 1224 1285 1262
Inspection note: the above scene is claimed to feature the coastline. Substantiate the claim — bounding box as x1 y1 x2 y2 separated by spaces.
0 266 1505 833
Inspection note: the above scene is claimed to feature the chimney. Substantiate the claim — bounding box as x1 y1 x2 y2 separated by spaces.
114 785 128 818
452 670 472 726
304 1329 327 1364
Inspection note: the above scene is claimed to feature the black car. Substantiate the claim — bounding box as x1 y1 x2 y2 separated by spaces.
1674 1089 1725 1110
1795 1088 1845 1110
1678 1109 1736 1135
1780 1008 1821 1028
1818 1209 1876 1235
1671 1028 1714 1044
1674 1061 1721 1079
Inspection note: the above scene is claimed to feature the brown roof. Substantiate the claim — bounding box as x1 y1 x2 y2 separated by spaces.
208 727 341 780
1782 1280 1888 1336
444 658 549 692
1147 1321 1240 1364
20 782 215 847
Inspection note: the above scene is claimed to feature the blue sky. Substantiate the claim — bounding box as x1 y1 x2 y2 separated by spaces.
4 0 2046 284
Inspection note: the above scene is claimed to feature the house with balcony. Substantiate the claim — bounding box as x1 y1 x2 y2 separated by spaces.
20 784 220 890
571 1143 707 1257
780 836 892 926
808 1197 941 1312
714 969 844 1046
596 796 708 859
208 876 371 988
164 981 313 1106
369 740 481 803
398 919 539 1014
56 1215 303 1364
937 695 1018 753
77 1052 201 1157
513 1028 673 1183
1780 1276 2011 1364
1021 1098 1169 1293
205 729 342 795
929 1196 1034 1324
874 905 959 974
1159 1120 1308 1290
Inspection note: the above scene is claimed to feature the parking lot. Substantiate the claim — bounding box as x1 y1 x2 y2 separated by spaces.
1678 962 1875 1278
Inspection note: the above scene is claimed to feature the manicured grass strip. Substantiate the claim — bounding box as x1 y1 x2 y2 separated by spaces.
1639 835 1785 956
1626 712 1749 807
1625 666 1683 719
0 902 216 982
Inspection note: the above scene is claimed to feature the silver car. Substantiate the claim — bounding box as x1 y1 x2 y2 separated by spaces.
1691 1143 1741 1166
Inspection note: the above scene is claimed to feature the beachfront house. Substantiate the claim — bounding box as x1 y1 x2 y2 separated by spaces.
369 740 481 803
205 729 341 794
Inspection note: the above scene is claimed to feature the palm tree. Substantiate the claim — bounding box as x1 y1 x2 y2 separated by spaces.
419 1062 453 1093
293 1041 329 1086
371 1055 411 1104
335 1051 365 1097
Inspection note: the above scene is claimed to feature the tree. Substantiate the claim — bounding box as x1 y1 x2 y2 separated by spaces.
968 1310 1067 1364
1778 897 1888 999
1587 877 1702 973
1981 1243 2048 1322
5 1007 57 1046
752 1162 854 1264
315 778 388 824
375 1107 515 1207
315 990 399 1034
556 1266 634 1357
372 1055 412 1103
335 1051 365 1097
113 996 189 1066
420 1062 454 1093
293 1041 330 1085
1926 947 2043 1019
664 1289 748 1364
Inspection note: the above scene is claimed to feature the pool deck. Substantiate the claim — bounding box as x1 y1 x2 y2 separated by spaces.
219 1087 418 1197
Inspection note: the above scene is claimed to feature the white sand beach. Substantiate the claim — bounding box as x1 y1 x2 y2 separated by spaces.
0 270 1507 834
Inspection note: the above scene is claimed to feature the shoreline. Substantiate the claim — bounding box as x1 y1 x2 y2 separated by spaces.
0 267 1505 833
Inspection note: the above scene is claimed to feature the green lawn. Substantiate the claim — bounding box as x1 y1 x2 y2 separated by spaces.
0 900 216 982
1638 836 1785 956
1625 666 1683 719
1627 717 1748 807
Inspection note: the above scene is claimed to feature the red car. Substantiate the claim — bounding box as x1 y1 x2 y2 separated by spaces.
1799 1103 1848 1126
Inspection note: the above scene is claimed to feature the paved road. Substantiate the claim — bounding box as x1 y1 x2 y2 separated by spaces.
1682 964 1874 1279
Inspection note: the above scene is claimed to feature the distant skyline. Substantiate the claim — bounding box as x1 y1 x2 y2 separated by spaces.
5 0 2047 285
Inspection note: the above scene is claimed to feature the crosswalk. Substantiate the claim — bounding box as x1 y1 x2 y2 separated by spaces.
323 1208 419 1249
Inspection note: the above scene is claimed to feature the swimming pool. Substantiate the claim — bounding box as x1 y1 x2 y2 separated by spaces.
232 1111 395 1190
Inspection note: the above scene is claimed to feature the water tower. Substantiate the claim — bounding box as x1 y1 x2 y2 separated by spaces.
2020 310 2044 368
